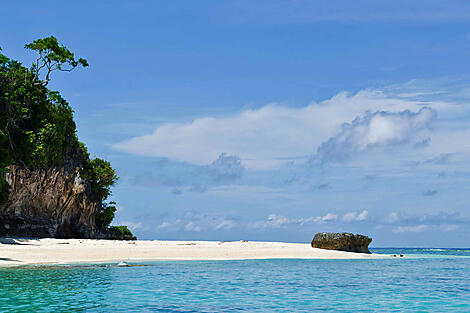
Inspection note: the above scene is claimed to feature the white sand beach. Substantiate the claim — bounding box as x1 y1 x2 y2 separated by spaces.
0 238 390 266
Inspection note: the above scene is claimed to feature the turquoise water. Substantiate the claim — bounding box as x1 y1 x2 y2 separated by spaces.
1 249 470 312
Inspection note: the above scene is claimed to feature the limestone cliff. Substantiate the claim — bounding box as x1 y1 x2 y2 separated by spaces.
0 38 134 240
0 165 101 238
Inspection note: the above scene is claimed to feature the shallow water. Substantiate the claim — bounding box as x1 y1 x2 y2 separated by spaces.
1 249 469 312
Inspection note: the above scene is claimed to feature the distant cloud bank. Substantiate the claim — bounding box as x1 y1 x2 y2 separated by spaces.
114 85 450 169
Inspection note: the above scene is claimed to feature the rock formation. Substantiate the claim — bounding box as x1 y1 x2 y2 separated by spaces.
0 165 134 239
0 40 135 240
311 232 372 253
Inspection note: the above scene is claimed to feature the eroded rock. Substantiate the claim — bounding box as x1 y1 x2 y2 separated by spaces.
311 232 372 253
0 165 99 238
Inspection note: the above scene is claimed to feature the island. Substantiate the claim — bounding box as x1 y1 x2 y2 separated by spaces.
0 37 133 240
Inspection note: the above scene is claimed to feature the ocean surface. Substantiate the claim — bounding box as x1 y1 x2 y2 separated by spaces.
1 248 469 312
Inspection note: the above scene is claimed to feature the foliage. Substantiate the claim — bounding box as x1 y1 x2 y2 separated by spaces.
95 201 117 229
82 158 119 202
25 36 88 86
0 37 123 234
84 158 120 231
0 166 9 204
0 49 84 169
109 226 134 237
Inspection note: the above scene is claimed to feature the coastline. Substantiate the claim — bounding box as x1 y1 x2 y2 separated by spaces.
0 238 390 267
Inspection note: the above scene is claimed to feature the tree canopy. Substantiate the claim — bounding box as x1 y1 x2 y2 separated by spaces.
0 37 122 232
25 36 88 86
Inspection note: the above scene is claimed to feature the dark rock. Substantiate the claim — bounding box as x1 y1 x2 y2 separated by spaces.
0 165 99 238
0 165 135 240
311 232 372 253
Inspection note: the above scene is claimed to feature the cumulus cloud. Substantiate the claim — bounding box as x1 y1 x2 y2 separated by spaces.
342 210 368 222
313 108 436 163
109 81 470 244
113 89 433 168
206 153 244 183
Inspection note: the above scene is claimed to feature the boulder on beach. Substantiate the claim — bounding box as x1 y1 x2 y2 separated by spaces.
311 232 372 253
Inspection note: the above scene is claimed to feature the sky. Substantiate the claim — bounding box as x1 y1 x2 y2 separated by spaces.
2 0 470 247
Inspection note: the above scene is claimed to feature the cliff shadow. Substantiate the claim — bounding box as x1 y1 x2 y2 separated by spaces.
0 238 39 245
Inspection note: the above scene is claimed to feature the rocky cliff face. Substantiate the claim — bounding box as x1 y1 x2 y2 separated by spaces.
311 232 372 253
0 165 100 238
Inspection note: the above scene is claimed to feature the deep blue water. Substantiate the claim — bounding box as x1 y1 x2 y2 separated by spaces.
1 249 469 312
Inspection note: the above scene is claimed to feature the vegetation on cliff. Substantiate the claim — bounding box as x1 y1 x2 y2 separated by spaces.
0 37 131 237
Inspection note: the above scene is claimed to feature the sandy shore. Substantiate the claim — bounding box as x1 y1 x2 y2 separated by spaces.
0 238 390 266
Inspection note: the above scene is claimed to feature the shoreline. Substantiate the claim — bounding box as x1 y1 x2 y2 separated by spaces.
0 238 391 267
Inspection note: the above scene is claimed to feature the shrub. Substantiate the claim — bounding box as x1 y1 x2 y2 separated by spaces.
82 158 118 202
95 201 117 229
109 226 133 237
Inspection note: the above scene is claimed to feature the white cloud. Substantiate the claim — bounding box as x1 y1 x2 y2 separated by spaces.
425 129 470 156
342 213 356 222
357 210 368 221
342 210 369 222
154 213 237 233
214 219 236 230
155 222 171 231
184 221 201 232
393 225 428 233
318 213 338 222
113 89 435 169
439 224 460 232
314 108 436 162
386 211 466 233
393 224 460 233
265 214 291 227
262 212 338 228
385 212 400 223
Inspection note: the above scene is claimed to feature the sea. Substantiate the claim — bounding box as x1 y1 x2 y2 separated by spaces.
0 248 469 312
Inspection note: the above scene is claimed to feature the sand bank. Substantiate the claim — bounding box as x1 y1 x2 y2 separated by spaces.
0 238 390 266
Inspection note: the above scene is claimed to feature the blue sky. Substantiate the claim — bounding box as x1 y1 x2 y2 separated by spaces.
2 1 470 247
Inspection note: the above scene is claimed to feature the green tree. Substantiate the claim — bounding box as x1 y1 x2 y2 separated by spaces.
95 201 117 229
82 158 120 230
25 36 88 86
0 37 131 238
83 158 119 202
